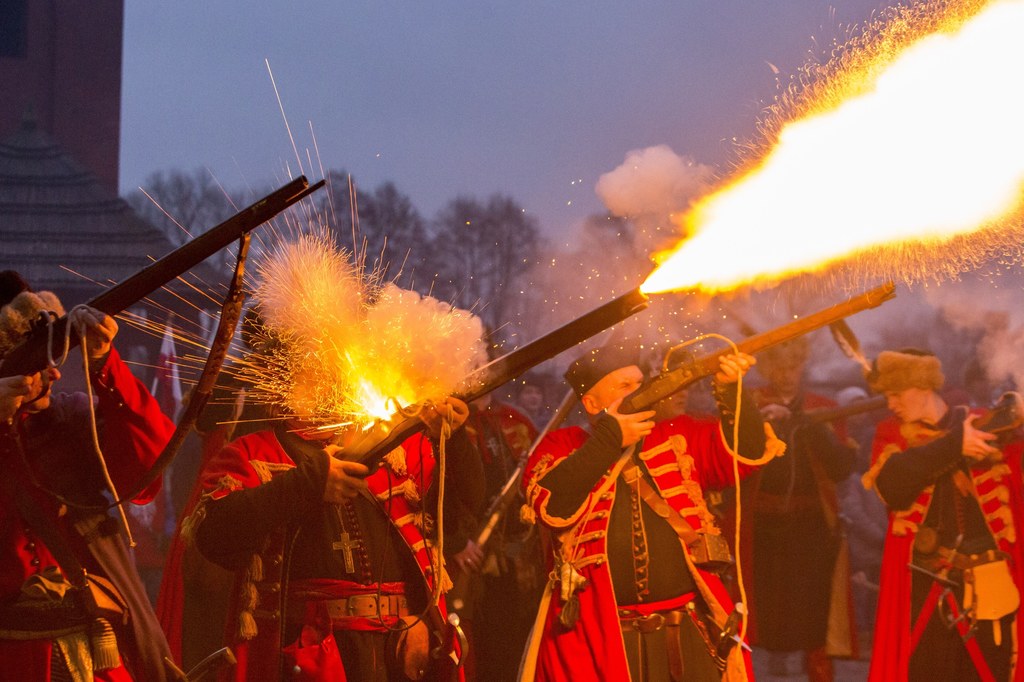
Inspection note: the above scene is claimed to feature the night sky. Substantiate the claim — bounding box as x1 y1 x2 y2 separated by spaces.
119 1 888 236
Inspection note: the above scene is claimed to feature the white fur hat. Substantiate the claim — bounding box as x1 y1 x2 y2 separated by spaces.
0 290 65 358
867 349 944 394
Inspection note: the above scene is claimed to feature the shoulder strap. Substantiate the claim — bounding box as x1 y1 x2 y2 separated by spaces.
622 459 701 546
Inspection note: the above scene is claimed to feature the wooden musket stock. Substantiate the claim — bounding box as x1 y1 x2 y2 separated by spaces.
619 282 897 414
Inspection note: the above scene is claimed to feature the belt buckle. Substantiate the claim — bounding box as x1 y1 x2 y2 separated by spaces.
631 612 666 633
343 594 408 618
346 594 380 618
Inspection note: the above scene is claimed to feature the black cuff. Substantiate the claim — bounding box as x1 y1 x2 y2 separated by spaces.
539 415 624 519
195 450 327 567
715 385 766 454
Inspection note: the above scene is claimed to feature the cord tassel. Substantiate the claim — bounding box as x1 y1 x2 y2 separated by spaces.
90 618 121 671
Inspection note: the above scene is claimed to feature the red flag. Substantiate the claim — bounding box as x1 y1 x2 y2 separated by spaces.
151 320 183 421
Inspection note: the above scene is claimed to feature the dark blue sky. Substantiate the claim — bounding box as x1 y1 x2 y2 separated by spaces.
119 1 888 235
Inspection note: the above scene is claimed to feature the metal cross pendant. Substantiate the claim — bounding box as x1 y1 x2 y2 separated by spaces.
333 531 362 574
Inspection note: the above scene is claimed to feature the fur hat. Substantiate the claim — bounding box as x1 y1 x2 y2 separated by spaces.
0 290 66 358
866 349 944 394
564 343 642 399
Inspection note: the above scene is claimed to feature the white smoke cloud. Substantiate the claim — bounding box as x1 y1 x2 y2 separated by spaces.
922 269 1024 398
595 144 715 252
502 146 721 384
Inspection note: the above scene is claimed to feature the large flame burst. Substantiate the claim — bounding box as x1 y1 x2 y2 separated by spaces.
234 231 487 430
643 0 1024 295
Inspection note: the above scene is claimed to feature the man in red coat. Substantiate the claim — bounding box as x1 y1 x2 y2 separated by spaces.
744 339 858 681
863 349 1024 682
0 271 176 681
186 397 483 682
520 344 782 681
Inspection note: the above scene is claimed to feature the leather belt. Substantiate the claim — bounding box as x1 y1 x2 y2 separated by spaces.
619 608 688 680
913 547 1007 574
619 609 686 634
322 594 409 620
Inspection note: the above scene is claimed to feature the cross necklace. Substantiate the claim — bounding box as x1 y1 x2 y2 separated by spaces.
332 502 365 576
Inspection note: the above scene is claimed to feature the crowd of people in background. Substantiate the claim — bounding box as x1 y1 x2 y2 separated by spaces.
143 334 1021 680
2 266 1022 681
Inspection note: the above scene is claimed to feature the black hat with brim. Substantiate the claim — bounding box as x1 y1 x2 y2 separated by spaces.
564 343 641 399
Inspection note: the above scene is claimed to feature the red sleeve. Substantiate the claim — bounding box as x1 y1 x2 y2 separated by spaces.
522 426 589 527
870 418 904 465
199 431 284 498
91 346 175 504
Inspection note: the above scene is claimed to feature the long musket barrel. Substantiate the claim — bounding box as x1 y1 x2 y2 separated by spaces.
0 176 324 379
619 282 897 413
341 288 650 463
804 395 887 424
342 282 896 465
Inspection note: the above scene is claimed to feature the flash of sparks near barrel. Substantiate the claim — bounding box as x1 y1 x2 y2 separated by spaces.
642 0 1024 295
233 230 488 431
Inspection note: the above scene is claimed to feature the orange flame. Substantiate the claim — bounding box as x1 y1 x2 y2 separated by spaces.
642 0 1024 295
353 377 413 423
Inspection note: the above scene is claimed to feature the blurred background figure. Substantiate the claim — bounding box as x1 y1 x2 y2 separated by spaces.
744 338 859 682
832 386 888 648
447 392 541 681
512 371 553 429
864 349 1024 682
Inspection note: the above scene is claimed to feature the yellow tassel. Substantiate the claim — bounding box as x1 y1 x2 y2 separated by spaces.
246 554 264 583
438 566 453 593
762 422 787 460
238 610 258 640
90 618 121 671
384 447 408 476
241 581 259 610
401 480 421 504
520 504 536 525
179 503 206 546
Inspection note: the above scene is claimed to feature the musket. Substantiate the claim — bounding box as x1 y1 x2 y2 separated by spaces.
343 283 897 468
474 389 577 551
803 395 887 424
340 289 651 464
618 282 896 413
0 176 324 379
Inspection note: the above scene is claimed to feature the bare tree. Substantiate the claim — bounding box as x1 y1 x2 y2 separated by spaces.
314 171 431 287
126 168 239 248
429 194 543 342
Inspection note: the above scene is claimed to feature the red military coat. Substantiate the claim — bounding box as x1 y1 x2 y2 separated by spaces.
179 429 458 682
865 415 1024 682
0 347 174 681
520 414 757 682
